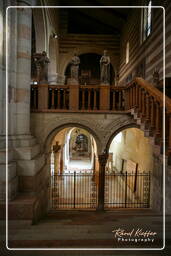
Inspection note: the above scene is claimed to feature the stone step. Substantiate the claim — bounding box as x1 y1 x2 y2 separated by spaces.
8 176 18 200
14 143 40 160
8 135 37 148
17 153 45 176
8 220 32 228
0 149 13 164
0 161 16 182
8 239 163 249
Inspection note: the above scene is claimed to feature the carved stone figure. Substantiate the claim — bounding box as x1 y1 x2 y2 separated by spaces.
70 53 80 81
100 50 110 85
34 51 50 82
153 68 160 87
53 141 61 174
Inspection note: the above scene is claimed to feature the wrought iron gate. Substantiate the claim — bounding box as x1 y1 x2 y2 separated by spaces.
50 172 97 210
104 171 150 208
49 171 150 210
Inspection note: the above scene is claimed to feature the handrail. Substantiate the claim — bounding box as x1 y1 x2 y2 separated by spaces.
129 77 171 113
30 79 171 156
79 85 100 89
48 85 69 89
110 86 126 90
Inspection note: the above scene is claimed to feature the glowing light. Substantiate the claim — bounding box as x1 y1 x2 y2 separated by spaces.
114 132 122 143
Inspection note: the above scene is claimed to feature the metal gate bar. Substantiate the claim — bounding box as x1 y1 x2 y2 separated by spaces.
50 171 97 210
104 171 150 209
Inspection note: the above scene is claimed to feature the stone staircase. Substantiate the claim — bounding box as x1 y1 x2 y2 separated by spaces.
0 134 47 222
131 108 163 157
2 210 167 249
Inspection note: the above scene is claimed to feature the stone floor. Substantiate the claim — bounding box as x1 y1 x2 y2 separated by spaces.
1 210 171 255
66 160 93 171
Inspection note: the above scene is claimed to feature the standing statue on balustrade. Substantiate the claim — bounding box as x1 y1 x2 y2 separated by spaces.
34 51 50 83
70 53 80 83
100 50 110 85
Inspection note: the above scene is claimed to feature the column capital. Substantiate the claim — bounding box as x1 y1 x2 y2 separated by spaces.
98 153 108 166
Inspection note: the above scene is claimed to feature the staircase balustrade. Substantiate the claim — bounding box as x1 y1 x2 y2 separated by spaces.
30 77 171 156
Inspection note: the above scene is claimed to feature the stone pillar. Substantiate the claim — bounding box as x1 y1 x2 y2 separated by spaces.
97 153 108 210
38 84 48 110
0 2 17 206
15 5 32 135
99 85 110 110
69 84 79 110
2 2 47 222
95 156 99 185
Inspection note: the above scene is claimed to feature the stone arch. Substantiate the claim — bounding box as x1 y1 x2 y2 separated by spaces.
105 123 140 153
31 113 138 155
44 122 102 155
64 52 115 85
60 48 117 79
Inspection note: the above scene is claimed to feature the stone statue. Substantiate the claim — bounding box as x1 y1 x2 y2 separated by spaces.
53 141 61 153
100 50 110 85
153 68 160 87
70 53 80 81
52 141 61 174
34 51 50 82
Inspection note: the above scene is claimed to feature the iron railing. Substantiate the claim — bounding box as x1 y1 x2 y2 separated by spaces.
50 172 97 210
49 171 150 210
104 171 150 208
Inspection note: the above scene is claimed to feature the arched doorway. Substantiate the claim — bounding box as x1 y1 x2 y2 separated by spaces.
49 126 99 210
65 53 115 85
105 127 152 209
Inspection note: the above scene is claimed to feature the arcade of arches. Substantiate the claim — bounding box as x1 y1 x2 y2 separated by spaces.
1 0 171 251
48 127 153 211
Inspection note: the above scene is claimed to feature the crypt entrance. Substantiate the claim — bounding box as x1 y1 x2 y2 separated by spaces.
49 126 99 210
47 125 151 212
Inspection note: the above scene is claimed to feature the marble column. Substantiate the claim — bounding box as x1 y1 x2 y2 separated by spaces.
97 153 108 210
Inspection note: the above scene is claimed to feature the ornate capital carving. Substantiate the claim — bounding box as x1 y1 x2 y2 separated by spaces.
98 153 109 166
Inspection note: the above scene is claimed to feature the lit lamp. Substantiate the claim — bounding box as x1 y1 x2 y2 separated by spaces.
52 32 58 39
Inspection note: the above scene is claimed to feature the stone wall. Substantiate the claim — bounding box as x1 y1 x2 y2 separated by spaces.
58 34 120 82
109 128 154 172
119 1 171 85
30 112 136 154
